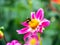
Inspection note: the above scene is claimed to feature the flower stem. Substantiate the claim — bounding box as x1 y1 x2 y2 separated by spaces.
4 36 7 43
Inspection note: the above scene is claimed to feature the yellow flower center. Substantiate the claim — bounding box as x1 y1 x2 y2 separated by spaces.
30 38 37 45
29 19 39 29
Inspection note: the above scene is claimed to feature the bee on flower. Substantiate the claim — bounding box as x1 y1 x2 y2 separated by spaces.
16 8 50 35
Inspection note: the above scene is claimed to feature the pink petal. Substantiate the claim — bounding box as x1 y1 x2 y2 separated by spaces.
15 43 21 45
6 42 10 45
42 19 50 27
21 21 28 26
31 12 35 19
31 35 39 40
38 25 43 33
24 43 28 45
40 27 43 33
7 42 14 45
24 32 31 41
11 40 18 45
36 8 44 20
16 27 29 34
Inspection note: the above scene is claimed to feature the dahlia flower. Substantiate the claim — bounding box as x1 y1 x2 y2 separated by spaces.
17 8 50 34
24 35 41 45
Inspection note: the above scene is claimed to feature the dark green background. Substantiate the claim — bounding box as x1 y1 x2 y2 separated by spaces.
0 0 60 45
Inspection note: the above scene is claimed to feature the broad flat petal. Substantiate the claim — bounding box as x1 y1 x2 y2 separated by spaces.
16 27 29 34
21 21 28 26
31 12 35 19
36 8 44 20
41 19 50 27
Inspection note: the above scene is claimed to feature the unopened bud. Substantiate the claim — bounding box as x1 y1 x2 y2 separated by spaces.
0 31 4 39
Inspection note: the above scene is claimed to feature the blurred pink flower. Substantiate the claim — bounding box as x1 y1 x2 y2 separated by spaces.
17 8 50 35
6 40 21 45
24 35 40 45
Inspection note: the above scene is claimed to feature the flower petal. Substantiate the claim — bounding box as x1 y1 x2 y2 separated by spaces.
24 43 28 45
16 27 29 34
31 12 35 19
6 42 10 45
31 35 39 40
21 21 28 26
36 8 44 20
38 25 43 33
41 19 50 27
24 32 31 41
15 43 21 45
11 40 18 44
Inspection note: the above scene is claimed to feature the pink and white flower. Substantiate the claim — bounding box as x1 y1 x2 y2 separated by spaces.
16 8 50 34
24 35 40 45
6 40 21 45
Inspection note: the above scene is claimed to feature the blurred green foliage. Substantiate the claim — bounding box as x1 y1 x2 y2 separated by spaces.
0 0 60 45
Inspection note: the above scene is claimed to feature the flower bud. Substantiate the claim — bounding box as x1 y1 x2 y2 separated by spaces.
0 31 4 39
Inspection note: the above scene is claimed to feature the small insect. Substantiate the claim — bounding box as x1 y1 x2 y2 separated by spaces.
26 18 31 23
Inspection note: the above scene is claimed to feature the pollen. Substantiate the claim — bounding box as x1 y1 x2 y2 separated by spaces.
29 19 39 29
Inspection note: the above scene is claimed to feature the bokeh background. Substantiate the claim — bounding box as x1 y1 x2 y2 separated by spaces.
0 0 60 45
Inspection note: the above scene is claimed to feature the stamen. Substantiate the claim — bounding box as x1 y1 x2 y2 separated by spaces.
29 19 39 29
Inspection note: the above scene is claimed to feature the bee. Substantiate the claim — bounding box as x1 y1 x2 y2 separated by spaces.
26 18 31 23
